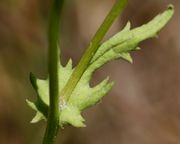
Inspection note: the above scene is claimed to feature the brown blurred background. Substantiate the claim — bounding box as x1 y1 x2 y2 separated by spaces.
0 0 179 144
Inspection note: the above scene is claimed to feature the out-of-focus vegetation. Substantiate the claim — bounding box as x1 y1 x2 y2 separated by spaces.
0 0 179 144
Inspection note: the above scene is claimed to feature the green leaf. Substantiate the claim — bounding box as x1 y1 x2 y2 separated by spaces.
27 59 113 127
27 5 174 127
91 5 174 65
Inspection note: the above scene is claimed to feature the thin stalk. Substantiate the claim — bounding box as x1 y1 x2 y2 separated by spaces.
61 0 128 101
42 0 64 144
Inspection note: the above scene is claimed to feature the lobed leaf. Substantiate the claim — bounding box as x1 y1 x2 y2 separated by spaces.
27 5 174 127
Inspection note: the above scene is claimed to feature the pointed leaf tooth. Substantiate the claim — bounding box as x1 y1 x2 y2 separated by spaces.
31 112 44 123
78 79 114 110
119 52 133 63
26 99 37 111
65 58 73 70
123 21 131 31
134 47 141 51
92 76 110 90
87 81 114 106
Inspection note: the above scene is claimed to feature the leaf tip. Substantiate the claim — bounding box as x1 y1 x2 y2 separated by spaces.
168 4 174 10
66 58 73 69
26 99 36 110
135 47 141 51
126 21 131 30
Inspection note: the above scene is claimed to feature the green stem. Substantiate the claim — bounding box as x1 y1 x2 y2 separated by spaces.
61 0 128 101
42 0 64 144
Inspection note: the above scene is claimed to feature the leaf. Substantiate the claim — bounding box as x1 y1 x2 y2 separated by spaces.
27 5 174 127
91 5 174 65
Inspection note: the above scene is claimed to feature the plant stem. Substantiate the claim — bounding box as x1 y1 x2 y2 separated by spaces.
61 0 128 101
42 0 64 144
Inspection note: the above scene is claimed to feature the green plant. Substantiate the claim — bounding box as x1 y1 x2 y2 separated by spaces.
27 0 174 143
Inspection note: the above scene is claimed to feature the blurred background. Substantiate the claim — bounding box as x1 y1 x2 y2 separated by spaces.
0 0 179 144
